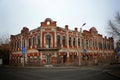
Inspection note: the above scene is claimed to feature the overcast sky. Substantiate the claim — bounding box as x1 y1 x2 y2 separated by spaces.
0 0 120 37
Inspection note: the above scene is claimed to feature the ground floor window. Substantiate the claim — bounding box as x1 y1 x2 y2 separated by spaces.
74 55 77 62
63 53 67 63
46 54 51 64
70 54 72 63
57 55 62 64
27 56 30 63
37 56 40 64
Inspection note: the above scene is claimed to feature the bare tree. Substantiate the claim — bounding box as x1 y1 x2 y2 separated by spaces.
0 33 10 65
0 33 10 45
108 12 120 49
108 12 120 41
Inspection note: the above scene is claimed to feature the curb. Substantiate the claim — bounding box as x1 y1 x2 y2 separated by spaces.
107 71 120 78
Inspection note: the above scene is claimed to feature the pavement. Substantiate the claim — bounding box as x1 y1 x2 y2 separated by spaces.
105 64 120 78
107 71 120 78
1 64 120 78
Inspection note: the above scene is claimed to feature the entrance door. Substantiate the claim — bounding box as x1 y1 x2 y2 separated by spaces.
46 54 51 64
63 53 67 63
57 55 62 64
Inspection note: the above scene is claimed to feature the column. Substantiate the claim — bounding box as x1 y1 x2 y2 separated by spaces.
66 31 69 48
54 30 57 47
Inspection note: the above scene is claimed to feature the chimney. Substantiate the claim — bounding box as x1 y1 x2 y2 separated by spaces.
105 36 107 39
65 25 68 30
75 27 78 32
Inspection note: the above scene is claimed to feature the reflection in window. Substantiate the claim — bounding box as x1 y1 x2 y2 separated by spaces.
86 40 88 48
37 36 40 48
62 36 66 47
57 35 61 47
28 38 31 48
46 35 51 48
69 37 71 46
73 38 76 47
82 39 84 48
33 37 35 47
22 39 25 47
78 38 80 47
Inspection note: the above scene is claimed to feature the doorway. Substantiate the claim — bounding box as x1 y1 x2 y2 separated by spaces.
63 53 67 63
46 54 52 64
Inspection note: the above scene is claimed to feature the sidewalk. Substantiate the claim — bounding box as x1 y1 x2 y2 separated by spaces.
105 64 120 78
107 71 120 78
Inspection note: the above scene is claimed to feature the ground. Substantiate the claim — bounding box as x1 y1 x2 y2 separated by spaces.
0 64 120 80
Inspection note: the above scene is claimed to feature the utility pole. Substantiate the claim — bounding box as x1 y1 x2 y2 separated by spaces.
78 23 86 66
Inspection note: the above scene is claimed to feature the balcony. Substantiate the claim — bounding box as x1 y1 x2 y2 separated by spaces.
37 44 61 51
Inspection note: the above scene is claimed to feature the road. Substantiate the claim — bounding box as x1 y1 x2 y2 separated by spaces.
0 66 119 80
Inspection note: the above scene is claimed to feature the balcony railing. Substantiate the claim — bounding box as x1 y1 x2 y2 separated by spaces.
37 44 61 51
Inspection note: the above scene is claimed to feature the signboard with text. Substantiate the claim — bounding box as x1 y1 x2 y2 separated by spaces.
83 49 87 54
117 48 120 56
22 47 26 54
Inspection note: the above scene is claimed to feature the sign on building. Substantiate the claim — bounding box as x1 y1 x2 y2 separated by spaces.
117 48 120 56
22 47 26 54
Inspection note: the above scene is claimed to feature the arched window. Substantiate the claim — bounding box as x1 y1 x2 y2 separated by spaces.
62 36 66 47
28 38 31 48
82 39 84 48
99 42 102 49
37 36 40 48
73 38 76 47
22 39 25 47
86 40 88 48
78 38 80 47
57 35 60 47
46 35 51 48
69 37 71 46
32 37 35 47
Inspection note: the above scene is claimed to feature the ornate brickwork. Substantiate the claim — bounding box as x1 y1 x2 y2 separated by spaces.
10 18 115 66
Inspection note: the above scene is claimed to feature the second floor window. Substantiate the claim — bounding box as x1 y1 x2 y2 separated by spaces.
78 38 80 47
82 39 84 48
22 39 25 47
99 42 102 49
69 37 71 46
17 41 19 49
28 38 31 48
73 38 76 47
62 36 66 47
33 37 35 47
46 35 51 48
37 36 40 47
57 35 60 47
86 40 88 48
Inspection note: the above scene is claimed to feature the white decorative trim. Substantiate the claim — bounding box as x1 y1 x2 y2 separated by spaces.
27 49 38 53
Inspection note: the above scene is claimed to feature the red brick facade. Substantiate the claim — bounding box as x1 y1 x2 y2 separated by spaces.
10 18 114 66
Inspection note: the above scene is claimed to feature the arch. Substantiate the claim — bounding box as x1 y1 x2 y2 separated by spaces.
57 35 61 47
44 18 53 22
46 35 51 48
89 27 98 35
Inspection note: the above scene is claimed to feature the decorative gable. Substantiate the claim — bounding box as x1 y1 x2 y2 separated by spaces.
40 18 57 27
89 27 98 36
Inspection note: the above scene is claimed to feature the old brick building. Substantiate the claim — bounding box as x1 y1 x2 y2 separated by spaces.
10 18 114 66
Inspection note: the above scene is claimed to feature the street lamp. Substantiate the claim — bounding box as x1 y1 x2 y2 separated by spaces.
80 23 86 33
78 23 86 66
